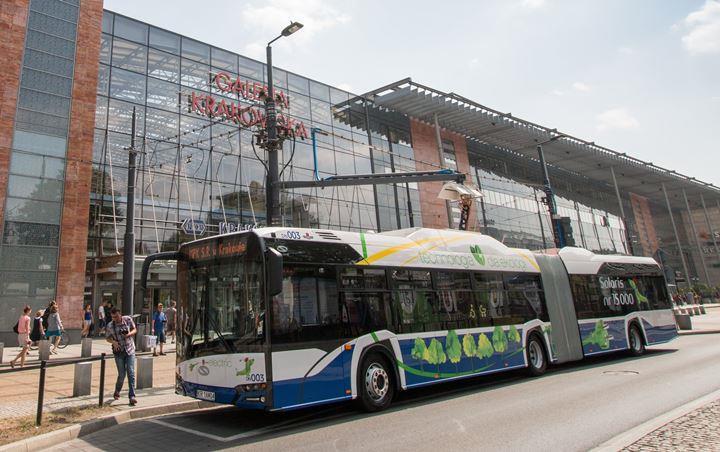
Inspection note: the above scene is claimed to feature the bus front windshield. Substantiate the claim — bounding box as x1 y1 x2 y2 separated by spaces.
183 257 264 358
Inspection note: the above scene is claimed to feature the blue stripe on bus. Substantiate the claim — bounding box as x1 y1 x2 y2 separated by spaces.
272 351 349 410
641 318 678 345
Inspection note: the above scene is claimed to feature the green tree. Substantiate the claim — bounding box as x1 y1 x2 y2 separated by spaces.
476 333 494 368
507 325 521 344
411 337 428 371
426 338 447 373
446 330 462 370
492 326 508 359
582 320 610 350
462 334 477 370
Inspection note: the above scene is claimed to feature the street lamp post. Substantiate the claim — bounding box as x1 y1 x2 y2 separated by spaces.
264 21 303 226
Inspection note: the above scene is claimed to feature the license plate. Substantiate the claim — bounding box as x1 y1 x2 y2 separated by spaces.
196 390 215 401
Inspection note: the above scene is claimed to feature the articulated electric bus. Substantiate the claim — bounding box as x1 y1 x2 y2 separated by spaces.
141 227 677 412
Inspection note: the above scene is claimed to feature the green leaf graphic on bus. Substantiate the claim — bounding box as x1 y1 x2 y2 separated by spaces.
507 325 521 344
627 279 649 305
446 330 462 370
411 338 428 371
462 334 477 370
426 338 447 373
476 333 494 367
470 245 486 266
236 358 255 377
582 320 611 350
492 326 508 356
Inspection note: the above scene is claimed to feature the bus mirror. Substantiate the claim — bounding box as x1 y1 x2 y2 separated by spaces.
266 247 283 296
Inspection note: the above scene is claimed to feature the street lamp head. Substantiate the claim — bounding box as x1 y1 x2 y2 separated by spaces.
282 21 304 37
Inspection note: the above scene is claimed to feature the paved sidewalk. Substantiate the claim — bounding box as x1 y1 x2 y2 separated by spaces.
678 305 720 335
0 350 177 419
621 399 720 451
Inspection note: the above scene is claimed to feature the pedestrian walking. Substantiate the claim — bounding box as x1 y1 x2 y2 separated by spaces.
45 304 64 354
106 307 138 406
97 301 106 336
166 300 177 344
81 304 93 338
152 303 167 356
30 309 44 345
41 300 55 330
10 306 32 369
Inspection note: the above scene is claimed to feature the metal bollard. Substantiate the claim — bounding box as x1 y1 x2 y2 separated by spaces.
36 360 47 426
0 342 4 364
136 356 153 389
73 362 92 397
39 340 50 361
81 338 93 358
99 353 106 406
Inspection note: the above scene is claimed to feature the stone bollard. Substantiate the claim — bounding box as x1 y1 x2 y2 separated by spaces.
675 314 692 330
0 342 4 364
81 338 93 358
693 305 701 315
136 356 153 389
39 340 51 361
73 362 92 397
700 305 706 315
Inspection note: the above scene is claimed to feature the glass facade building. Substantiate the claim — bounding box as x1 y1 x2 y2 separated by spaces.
0 3 719 340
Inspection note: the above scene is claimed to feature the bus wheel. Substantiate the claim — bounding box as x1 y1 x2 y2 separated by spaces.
526 333 547 377
628 324 646 357
358 352 394 412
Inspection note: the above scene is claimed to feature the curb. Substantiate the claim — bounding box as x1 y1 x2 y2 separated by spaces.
0 399 216 452
678 329 720 336
590 387 720 451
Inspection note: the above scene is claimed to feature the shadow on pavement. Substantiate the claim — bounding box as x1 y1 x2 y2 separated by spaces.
62 343 680 451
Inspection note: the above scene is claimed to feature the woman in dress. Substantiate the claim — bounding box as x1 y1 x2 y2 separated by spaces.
30 309 44 346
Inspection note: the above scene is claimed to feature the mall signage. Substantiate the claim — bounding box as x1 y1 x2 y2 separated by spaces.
219 222 258 235
181 218 206 236
187 71 309 139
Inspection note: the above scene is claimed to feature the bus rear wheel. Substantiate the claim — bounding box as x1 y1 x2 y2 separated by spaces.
526 333 547 377
628 324 646 357
358 352 394 412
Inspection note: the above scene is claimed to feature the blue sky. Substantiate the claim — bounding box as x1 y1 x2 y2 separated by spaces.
104 0 720 186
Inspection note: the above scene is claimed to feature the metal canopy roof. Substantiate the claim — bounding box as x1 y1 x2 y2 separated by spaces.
361 79 720 210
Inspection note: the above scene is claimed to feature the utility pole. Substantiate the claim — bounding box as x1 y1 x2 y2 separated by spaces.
122 107 137 316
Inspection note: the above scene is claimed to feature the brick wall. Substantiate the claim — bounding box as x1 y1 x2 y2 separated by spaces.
55 0 104 329
0 0 29 232
409 118 477 230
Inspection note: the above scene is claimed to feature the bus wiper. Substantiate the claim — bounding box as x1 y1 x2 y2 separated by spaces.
207 312 236 354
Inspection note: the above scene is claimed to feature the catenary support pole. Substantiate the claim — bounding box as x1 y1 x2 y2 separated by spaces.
700 194 720 273
265 44 280 226
122 107 137 316
683 189 711 285
537 145 562 248
610 166 634 255
433 113 454 228
662 183 691 288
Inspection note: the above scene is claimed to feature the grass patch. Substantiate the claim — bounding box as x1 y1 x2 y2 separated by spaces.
0 405 114 446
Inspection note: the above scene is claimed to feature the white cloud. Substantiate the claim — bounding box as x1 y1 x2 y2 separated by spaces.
572 81 591 92
521 0 546 8
551 89 564 97
712 95 720 101
239 0 351 57
618 46 634 55
469 58 480 68
596 108 640 131
337 83 353 93
680 0 720 54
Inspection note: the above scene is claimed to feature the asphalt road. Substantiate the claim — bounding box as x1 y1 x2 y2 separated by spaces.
49 333 720 452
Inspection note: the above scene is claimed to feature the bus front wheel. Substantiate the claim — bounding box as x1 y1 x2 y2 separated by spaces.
358 352 394 412
526 333 548 377
628 324 646 357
